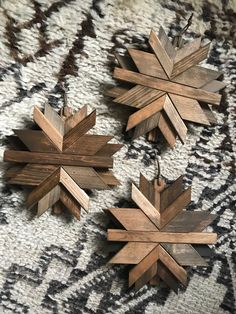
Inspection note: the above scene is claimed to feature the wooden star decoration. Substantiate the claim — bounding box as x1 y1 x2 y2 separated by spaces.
106 26 226 147
106 174 217 292
4 104 123 219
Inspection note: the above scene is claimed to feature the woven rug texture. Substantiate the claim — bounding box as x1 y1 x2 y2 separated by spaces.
0 0 235 313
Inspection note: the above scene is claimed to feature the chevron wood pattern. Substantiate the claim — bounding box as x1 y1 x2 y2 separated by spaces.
4 104 123 219
106 26 226 147
106 174 217 292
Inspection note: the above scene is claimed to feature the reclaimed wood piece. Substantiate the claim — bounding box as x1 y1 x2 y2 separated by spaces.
107 26 226 146
106 173 217 292
3 104 122 220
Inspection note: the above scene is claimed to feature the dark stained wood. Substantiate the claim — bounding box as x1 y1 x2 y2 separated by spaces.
60 186 81 220
160 175 183 212
64 105 87 134
174 37 201 63
157 261 179 293
158 113 177 148
96 170 120 186
96 144 123 157
133 112 160 140
4 150 113 168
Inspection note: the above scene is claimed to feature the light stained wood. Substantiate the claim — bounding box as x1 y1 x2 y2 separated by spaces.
114 68 222 106
129 245 159 287
162 244 208 266
37 185 60 217
158 26 176 59
133 112 160 139
44 103 64 135
149 29 174 78
135 263 157 291
201 80 226 93
108 208 157 231
60 187 81 220
14 130 58 153
201 103 217 124
107 230 217 244
161 187 191 228
171 43 211 78
109 242 157 264
126 95 165 131
128 49 168 79
160 175 183 212
159 245 188 286
174 37 201 63
63 110 96 151
63 166 108 190
158 113 177 148
60 167 89 211
34 106 63 151
64 105 88 134
105 86 129 98
131 183 160 228
169 94 210 125
4 150 113 168
65 134 113 155
163 95 187 143
96 170 120 186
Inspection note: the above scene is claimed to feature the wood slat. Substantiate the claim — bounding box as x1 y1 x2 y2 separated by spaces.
114 84 165 109
173 65 222 88
105 86 129 98
129 245 159 287
171 43 211 78
114 68 221 105
158 113 177 148
34 106 63 151
131 183 160 228
60 186 81 220
162 244 208 266
174 37 202 63
163 95 187 143
163 211 217 233
96 144 123 157
14 130 58 153
133 112 160 139
149 29 174 78
63 166 108 189
139 173 153 202
108 242 157 264
161 187 191 228
44 103 64 135
157 261 179 293
64 105 88 134
108 208 157 231
63 110 96 151
126 95 165 131
128 48 168 79
8 164 57 186
134 263 157 291
114 52 137 71
65 134 113 155
160 175 183 212
159 245 188 286
107 230 217 244
27 168 61 208
169 94 210 125
37 185 60 217
60 168 89 211
96 170 120 186
4 150 113 168
201 80 226 93
201 103 217 124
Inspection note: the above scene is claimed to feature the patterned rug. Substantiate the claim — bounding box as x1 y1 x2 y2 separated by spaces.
0 0 235 313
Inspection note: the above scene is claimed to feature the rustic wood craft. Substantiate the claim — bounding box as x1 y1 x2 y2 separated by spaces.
106 174 217 292
106 26 226 147
4 104 123 219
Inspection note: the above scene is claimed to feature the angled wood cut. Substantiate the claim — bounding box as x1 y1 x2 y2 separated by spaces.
106 26 226 147
4 104 123 219
106 174 217 292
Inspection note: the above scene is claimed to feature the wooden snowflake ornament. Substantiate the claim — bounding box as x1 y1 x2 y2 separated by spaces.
106 26 226 147
106 174 217 292
4 104 123 219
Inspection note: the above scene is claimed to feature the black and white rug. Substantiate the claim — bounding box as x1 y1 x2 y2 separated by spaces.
0 0 235 313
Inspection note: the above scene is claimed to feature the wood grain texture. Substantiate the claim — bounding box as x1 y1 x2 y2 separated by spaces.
133 112 160 140
114 68 221 105
96 144 123 157
132 183 160 228
64 105 88 134
160 175 183 212
34 106 63 151
157 261 179 292
107 230 217 244
174 37 201 63
60 186 81 220
158 113 177 148
37 185 60 217
4 150 113 168
44 103 64 135
108 242 157 264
